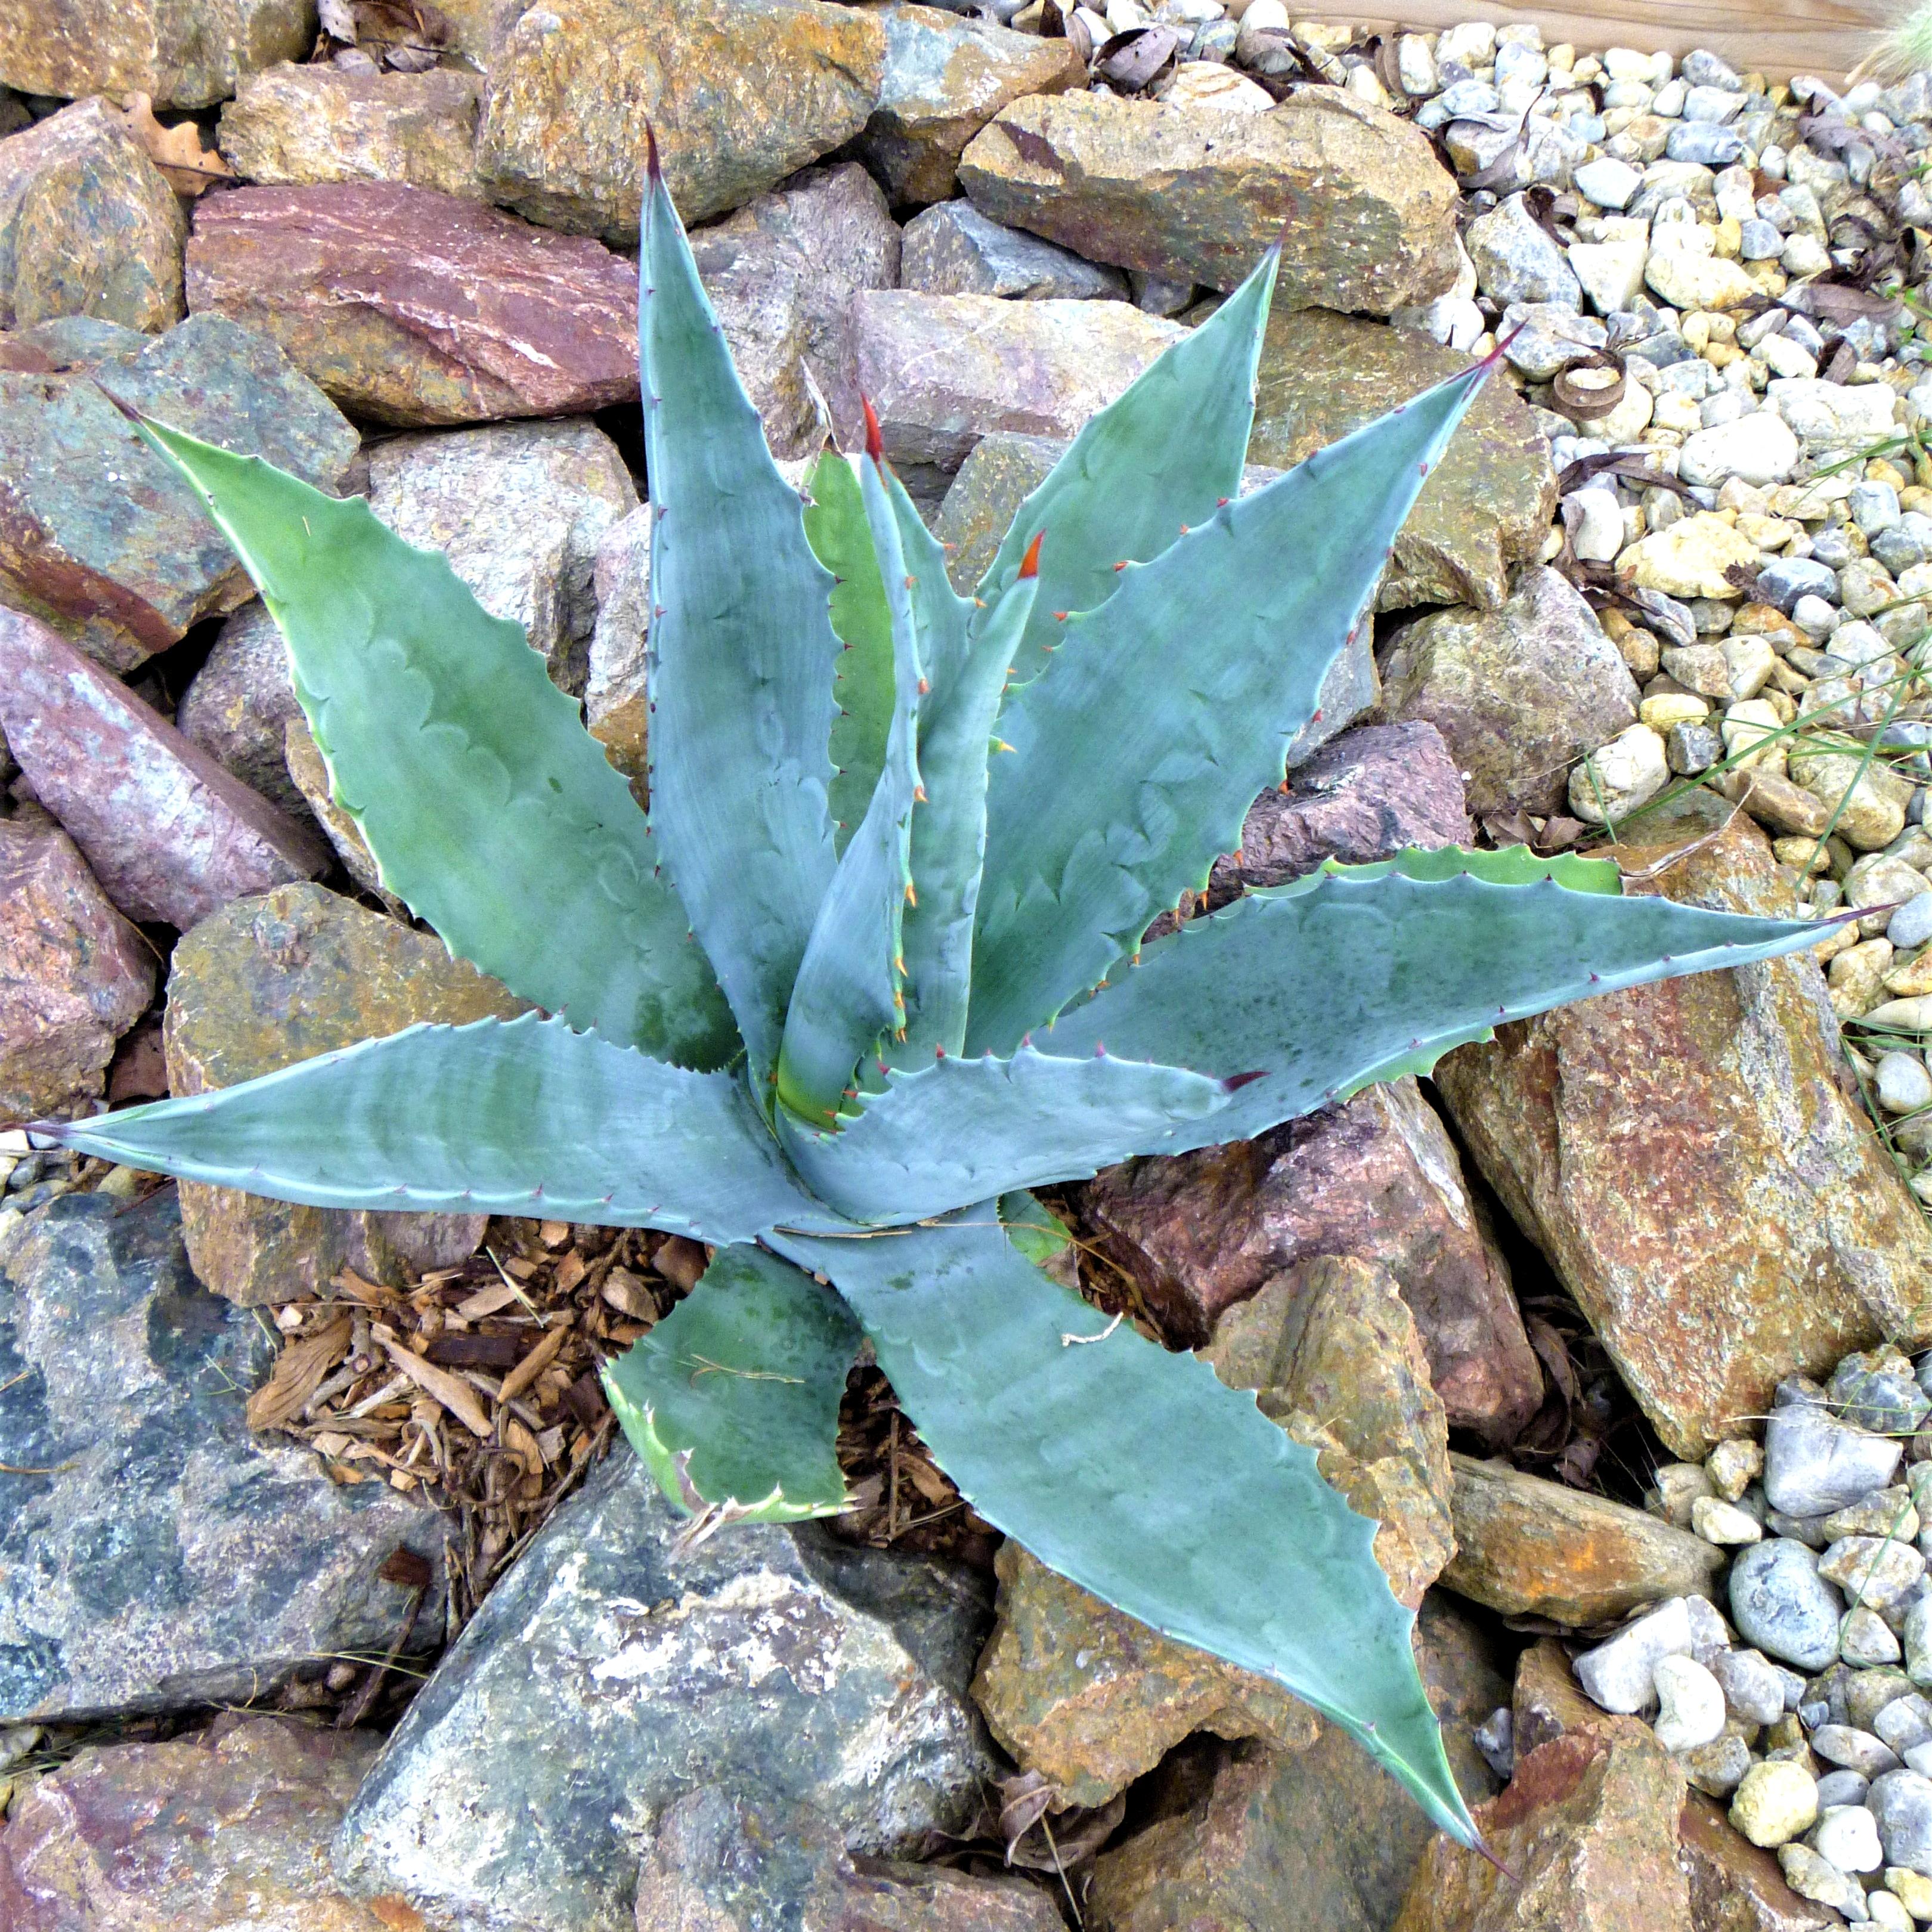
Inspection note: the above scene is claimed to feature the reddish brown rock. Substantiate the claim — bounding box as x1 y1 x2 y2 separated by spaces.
1434 795 1919 1459
0 812 153 1119
1083 1075 1542 1445
1394 1723 1693 1932
0 1713 400 1931
1512 1637 1607 1757
0 610 330 930
1208 720 1472 903
187 182 640 426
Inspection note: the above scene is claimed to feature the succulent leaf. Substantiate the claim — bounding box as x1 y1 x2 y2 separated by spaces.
967 355 1496 1057
998 1188 1078 1273
1039 855 1828 1150
38 1014 849 1243
602 1244 860 1524
128 417 738 1069
778 1044 1231 1225
767 1208 1479 1849
977 242 1280 686
776 454 928 1125
639 157 842 1090
804 450 896 853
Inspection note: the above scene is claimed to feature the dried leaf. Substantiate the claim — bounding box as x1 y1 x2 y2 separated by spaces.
116 93 233 197
380 1336 491 1438
247 1314 352 1432
1094 24 1179 90
378 1545 434 1589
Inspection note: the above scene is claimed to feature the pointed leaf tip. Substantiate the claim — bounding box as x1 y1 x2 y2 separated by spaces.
862 394 884 463
92 381 144 427
1222 1070 1268 1091
1018 530 1044 580
645 121 661 182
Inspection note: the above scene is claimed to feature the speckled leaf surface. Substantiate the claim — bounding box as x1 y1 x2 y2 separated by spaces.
41 1014 847 1243
603 1245 860 1522
130 417 738 1069
767 1209 1479 1848
1039 857 1826 1150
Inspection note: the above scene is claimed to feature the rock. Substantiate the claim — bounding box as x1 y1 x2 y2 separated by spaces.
1880 1054 1932 1114
1395 1723 1692 1932
1778 1843 1871 1918
475 0 887 242
333 1448 995 1928
0 611 330 928
1693 1496 1764 1543
1679 411 1802 489
1820 1537 1928 1618
1769 377 1900 452
1733 1760 1824 1849
1713 1649 1794 1727
1572 1597 1698 1714
1570 239 1651 315
1379 565 1638 818
862 2 1081 206
691 162 900 461
1871 1770 1932 1876
902 198 1128 301
0 96 184 333
283 715 392 906
1083 1075 1541 1444
1570 723 1671 823
1815 1727 1904 1778
1088 1597 1508 1932
0 312 357 671
0 815 153 1120
1654 1655 1727 1753
0 1191 445 1720
1207 720 1472 896
1623 511 1766 600
1202 1253 1455 1608
633 1786 1064 1932
1678 1789 1842 1932
1435 797 1923 1460
958 88 1461 306
367 417 635 696
217 63 487 200
1249 309 1555 612
1646 250 1761 312
1444 1460 1724 1627
162 883 525 1305
969 1541 1317 1810
1764 1401 1903 1516
1730 1540 1846 1671
1466 193 1581 305
187 183 640 428
584 501 651 794
176 603 308 820
0 1713 396 1931
0 0 309 109
852 290 1184 469
1790 742 1916 853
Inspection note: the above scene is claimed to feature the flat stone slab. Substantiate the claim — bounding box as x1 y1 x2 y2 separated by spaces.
0 1191 446 1722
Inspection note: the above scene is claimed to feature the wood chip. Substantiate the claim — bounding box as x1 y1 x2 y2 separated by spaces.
246 1314 352 1432
600 1267 655 1320
654 1236 708 1292
380 1336 491 1439
453 1281 522 1321
497 1321 570 1407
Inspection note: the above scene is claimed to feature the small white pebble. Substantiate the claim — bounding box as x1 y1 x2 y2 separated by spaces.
1654 1652 1728 1753
1812 1802 1885 1874
1693 1496 1765 1544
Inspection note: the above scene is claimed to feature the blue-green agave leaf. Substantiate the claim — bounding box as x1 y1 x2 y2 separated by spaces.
966 352 1498 1056
767 1209 1479 1849
1041 856 1831 1149
127 417 737 1070
977 242 1280 685
998 1188 1078 1273
639 150 840 1091
778 1045 1233 1225
805 450 896 853
35 1014 849 1243
603 1244 860 1524
776 453 927 1125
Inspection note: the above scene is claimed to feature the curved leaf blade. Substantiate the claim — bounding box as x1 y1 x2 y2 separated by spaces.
966 354 1497 1057
977 243 1280 685
767 1210 1479 1849
640 156 841 1088
1040 856 1829 1150
35 1014 849 1243
603 1245 860 1524
130 418 738 1069
779 1045 1232 1225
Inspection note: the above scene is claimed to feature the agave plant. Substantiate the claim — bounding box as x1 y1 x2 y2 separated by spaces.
35 147 1831 1846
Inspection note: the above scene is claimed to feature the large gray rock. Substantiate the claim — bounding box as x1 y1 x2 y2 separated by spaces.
175 603 308 820
366 417 637 698
0 1192 445 1722
691 162 901 462
902 197 1128 302
333 1448 997 1931
0 0 312 109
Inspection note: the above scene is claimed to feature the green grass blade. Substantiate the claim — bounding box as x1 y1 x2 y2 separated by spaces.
965 354 1497 1057
129 417 737 1069
976 242 1280 686
767 1209 1479 1849
35 1014 848 1243
603 1245 860 1524
1039 856 1829 1148
640 153 841 1089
